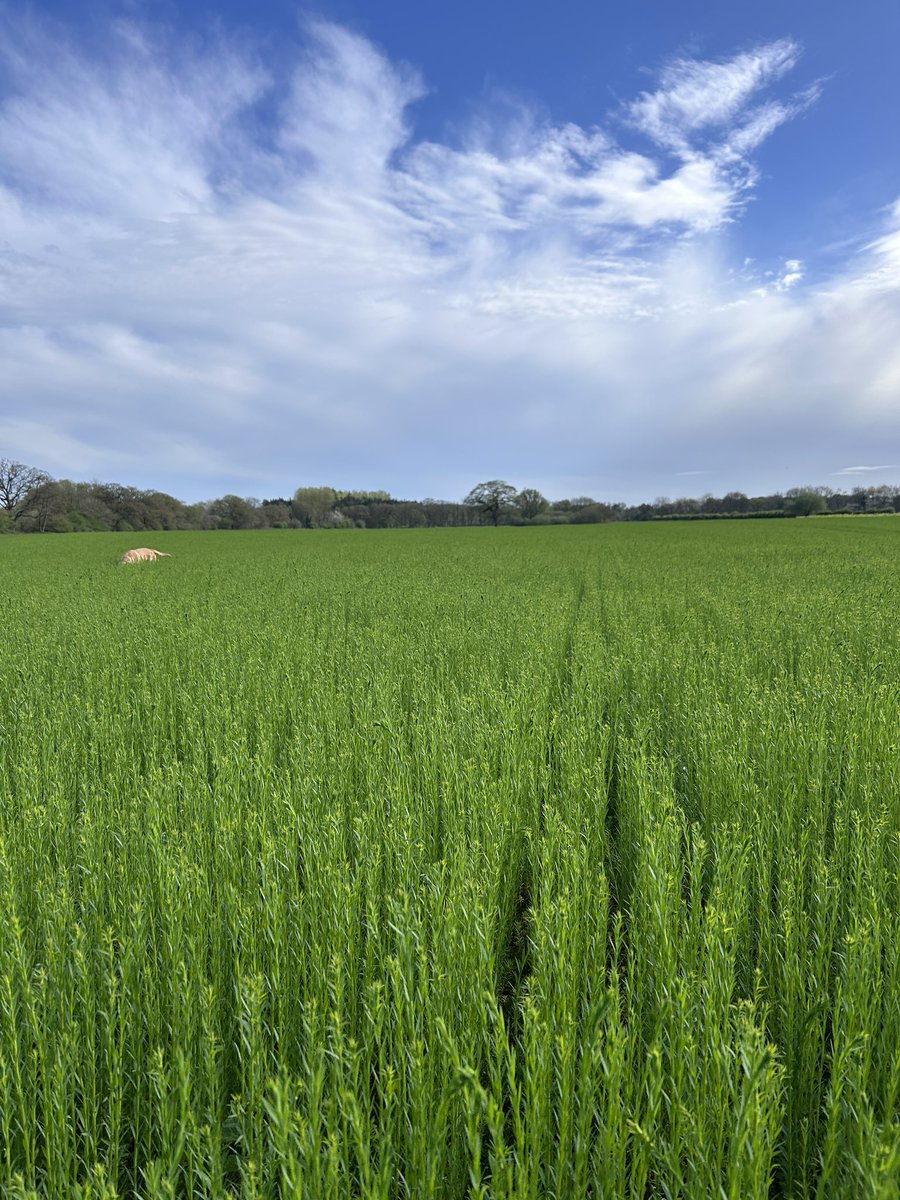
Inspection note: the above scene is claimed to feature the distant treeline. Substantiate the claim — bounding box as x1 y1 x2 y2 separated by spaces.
1 459 898 534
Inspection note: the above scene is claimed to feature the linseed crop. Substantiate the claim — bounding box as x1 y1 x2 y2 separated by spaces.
0 519 898 1198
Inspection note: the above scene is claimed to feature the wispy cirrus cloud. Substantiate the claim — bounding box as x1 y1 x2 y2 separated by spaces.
624 39 819 158
0 14 897 502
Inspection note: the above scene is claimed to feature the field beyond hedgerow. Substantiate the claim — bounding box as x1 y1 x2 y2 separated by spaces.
1 521 899 1199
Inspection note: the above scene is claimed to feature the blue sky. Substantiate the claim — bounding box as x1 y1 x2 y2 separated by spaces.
1 1 899 503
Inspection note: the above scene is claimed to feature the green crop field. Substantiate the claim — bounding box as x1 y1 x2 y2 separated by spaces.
1 520 899 1199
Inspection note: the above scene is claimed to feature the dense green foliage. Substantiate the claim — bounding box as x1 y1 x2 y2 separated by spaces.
4 457 900 534
1 521 898 1198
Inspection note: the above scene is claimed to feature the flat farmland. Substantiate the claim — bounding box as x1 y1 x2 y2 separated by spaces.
1 520 898 1199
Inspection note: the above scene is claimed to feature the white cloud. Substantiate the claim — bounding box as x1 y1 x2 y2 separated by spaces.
745 257 806 297
0 18 266 221
833 465 899 475
0 16 897 502
625 40 800 152
279 22 424 185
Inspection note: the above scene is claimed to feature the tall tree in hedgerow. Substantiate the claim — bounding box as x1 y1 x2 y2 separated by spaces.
463 480 517 525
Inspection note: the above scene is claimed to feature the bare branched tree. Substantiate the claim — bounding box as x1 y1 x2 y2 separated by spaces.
0 459 51 521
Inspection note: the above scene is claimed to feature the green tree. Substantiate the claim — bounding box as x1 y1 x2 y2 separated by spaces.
550 496 596 516
723 491 750 514
292 487 339 528
515 487 549 520
463 480 517 526
206 494 258 529
570 502 618 524
259 501 293 528
786 487 827 517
